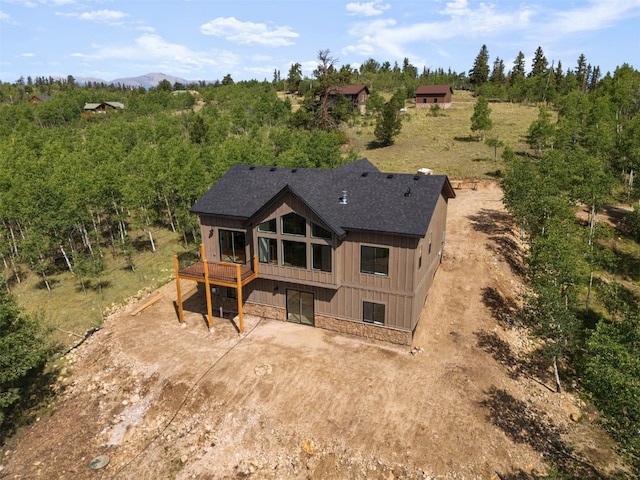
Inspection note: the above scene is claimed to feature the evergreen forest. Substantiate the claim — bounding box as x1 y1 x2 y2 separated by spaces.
1 46 640 475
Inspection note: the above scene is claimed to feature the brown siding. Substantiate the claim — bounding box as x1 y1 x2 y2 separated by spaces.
200 215 250 263
246 191 338 287
410 193 450 329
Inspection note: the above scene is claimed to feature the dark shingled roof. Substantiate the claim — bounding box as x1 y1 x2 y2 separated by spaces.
190 158 455 239
415 85 453 95
328 84 369 96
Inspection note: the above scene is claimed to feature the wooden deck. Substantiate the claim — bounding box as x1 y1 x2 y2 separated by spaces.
174 245 259 332
178 261 257 287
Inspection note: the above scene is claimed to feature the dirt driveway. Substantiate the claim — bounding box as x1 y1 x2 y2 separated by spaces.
1 181 623 479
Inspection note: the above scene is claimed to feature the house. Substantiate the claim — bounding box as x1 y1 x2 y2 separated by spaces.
175 159 455 345
415 85 453 109
328 84 370 114
28 95 53 103
83 101 125 113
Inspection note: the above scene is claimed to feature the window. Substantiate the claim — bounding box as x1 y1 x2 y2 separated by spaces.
312 244 332 272
422 98 427 103
363 301 385 325
311 222 332 239
433 97 438 103
428 233 432 254
258 237 278 264
282 240 306 268
360 246 389 276
219 230 246 263
258 218 276 233
282 212 306 236
227 287 237 299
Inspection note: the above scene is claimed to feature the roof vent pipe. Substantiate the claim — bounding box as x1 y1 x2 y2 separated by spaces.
340 190 348 205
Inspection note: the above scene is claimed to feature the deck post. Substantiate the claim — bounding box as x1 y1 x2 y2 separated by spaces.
173 255 185 323
236 263 244 333
201 243 214 329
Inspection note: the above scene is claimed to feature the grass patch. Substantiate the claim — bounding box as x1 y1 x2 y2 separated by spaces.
347 90 544 178
10 228 187 350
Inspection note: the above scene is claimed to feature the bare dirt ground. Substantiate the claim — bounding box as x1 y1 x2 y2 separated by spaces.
1 180 626 479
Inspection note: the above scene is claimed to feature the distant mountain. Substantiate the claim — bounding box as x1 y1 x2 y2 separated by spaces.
109 72 191 89
74 72 193 89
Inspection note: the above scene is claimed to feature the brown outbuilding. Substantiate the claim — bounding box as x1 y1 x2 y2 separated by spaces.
415 85 453 109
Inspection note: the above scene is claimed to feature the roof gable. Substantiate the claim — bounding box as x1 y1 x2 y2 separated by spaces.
191 160 455 238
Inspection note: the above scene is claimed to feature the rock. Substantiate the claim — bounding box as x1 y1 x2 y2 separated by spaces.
301 438 315 455
570 412 582 422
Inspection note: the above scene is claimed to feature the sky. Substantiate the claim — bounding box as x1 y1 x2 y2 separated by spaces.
1 0 639 84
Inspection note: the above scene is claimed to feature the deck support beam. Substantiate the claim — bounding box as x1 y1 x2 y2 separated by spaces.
174 244 258 334
174 255 185 324
202 243 214 329
236 263 244 333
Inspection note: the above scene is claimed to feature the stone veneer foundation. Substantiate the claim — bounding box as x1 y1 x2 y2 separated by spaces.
242 302 412 346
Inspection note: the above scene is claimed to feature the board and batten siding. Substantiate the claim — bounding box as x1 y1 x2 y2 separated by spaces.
243 279 415 331
410 192 450 330
199 215 250 263
246 191 339 287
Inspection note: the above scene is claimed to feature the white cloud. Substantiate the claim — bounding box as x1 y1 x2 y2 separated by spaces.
2 0 38 7
545 0 640 33
439 0 470 17
76 9 128 24
343 3 537 62
200 17 299 46
70 33 238 73
19 52 35 57
345 0 390 17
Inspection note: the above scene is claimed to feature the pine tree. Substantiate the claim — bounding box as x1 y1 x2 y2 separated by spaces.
469 45 490 87
374 93 403 146
489 57 506 84
470 96 493 140
575 53 588 91
529 46 548 77
510 51 526 80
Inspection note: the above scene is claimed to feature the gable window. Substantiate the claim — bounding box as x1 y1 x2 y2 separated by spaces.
363 301 385 325
312 244 332 272
282 212 306 236
282 240 306 268
258 218 276 233
219 230 246 264
258 237 278 264
311 222 332 239
360 246 389 276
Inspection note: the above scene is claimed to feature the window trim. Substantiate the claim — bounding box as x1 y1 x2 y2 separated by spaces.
282 239 307 269
281 212 306 237
311 243 332 272
311 222 332 240
360 245 390 276
219 229 246 264
258 218 277 233
363 301 385 325
258 236 278 264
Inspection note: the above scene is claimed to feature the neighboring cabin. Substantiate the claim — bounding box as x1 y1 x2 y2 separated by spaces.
176 158 455 345
328 84 370 114
83 101 125 113
29 95 53 103
415 85 453 109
